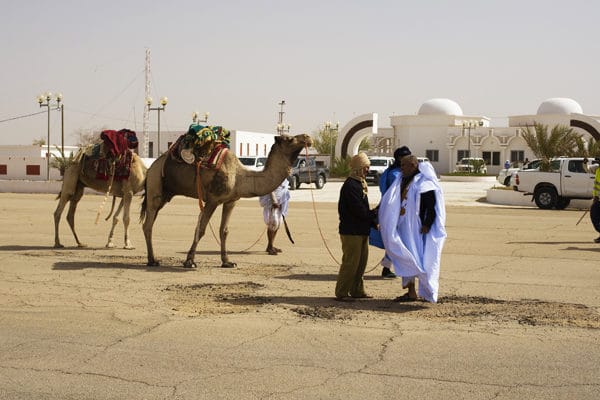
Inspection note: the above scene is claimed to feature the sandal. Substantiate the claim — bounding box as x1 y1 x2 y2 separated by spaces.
393 292 419 302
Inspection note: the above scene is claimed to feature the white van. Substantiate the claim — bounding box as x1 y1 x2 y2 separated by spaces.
239 156 267 171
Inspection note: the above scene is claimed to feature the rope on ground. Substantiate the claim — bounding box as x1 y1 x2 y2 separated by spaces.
304 146 382 273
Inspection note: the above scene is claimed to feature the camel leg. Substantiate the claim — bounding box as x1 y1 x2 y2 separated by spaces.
184 202 218 268
65 183 87 248
143 195 167 266
219 201 237 268
105 198 124 249
54 191 71 248
121 193 134 250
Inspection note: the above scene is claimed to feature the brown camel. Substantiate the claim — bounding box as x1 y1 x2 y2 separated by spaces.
140 133 312 268
54 151 147 249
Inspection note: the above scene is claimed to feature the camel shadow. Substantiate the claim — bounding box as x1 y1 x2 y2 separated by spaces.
52 261 194 272
0 245 97 252
507 241 592 245
220 295 427 313
564 246 600 253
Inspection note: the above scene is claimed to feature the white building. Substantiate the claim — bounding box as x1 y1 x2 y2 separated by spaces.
337 98 600 175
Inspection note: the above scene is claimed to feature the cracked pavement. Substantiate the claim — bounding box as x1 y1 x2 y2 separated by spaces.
0 191 599 399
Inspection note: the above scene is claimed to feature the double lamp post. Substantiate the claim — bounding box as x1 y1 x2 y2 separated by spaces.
147 96 168 156
36 92 64 180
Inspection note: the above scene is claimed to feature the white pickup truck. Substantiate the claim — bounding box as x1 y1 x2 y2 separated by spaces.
513 157 595 209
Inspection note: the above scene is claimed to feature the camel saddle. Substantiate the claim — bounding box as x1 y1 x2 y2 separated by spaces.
170 124 231 169
77 129 139 181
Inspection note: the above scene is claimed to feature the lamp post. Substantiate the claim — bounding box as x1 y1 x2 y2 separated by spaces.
324 121 339 167
276 100 291 134
37 92 62 180
192 111 209 124
147 96 168 157
462 120 484 158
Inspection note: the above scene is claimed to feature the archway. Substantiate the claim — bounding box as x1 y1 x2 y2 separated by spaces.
336 113 377 159
570 115 600 141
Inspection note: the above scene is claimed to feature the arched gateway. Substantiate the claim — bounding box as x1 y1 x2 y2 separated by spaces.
336 113 378 159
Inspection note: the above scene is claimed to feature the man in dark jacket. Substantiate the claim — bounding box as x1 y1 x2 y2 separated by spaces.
335 153 378 301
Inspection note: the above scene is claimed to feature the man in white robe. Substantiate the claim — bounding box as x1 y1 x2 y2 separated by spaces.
259 179 290 255
378 156 446 303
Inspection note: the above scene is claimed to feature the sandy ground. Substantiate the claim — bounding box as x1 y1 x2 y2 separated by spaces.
0 190 599 399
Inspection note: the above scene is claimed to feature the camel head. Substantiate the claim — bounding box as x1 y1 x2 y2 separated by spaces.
271 133 313 166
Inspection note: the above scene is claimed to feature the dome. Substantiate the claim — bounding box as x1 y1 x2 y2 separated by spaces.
536 98 582 115
417 98 463 116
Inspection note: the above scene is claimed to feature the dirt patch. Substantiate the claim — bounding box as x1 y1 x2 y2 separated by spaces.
423 295 600 328
165 281 268 315
166 284 600 329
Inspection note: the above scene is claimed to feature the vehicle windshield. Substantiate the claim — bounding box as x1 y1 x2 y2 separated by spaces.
369 159 389 167
238 157 256 166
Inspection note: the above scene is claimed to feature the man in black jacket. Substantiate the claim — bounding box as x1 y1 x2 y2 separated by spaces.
335 153 378 301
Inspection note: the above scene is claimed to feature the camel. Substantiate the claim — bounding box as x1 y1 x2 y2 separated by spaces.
140 133 312 268
53 151 147 249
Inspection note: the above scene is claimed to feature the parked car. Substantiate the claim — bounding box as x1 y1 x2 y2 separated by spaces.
454 157 487 174
508 159 543 189
365 156 394 186
238 156 267 171
287 156 329 190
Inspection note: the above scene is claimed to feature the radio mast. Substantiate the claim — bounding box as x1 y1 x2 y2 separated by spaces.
142 48 151 157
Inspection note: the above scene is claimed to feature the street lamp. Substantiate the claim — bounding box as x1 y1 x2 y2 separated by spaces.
37 92 62 180
147 96 168 157
324 121 339 167
276 100 291 134
192 111 209 124
462 120 484 158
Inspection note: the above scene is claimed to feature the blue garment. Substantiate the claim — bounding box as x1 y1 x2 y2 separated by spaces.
379 166 401 194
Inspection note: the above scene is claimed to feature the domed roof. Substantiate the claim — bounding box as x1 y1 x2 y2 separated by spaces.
417 98 463 116
536 98 582 115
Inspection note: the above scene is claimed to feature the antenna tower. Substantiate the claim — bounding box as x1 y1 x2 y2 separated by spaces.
142 48 151 157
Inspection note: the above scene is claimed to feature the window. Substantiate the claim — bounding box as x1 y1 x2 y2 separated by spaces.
26 165 41 175
482 151 501 166
426 150 439 162
568 160 586 173
0 164 6 175
148 142 154 158
457 150 470 160
510 150 524 163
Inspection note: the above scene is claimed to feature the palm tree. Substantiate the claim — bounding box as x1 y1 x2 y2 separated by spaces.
522 123 582 171
49 145 75 176
575 136 600 159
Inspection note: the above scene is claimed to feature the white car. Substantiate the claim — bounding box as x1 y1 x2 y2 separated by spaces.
238 156 267 171
365 156 394 185
454 157 488 174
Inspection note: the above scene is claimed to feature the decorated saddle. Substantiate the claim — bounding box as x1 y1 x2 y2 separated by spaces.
170 124 231 169
78 129 139 181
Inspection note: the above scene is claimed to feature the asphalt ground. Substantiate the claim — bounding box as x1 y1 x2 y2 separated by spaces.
0 181 599 400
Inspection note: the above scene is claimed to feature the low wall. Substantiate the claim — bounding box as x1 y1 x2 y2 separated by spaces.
0 180 102 195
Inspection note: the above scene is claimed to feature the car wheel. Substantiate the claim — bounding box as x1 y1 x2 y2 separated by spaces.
289 175 298 191
534 187 557 209
555 196 570 210
315 174 325 189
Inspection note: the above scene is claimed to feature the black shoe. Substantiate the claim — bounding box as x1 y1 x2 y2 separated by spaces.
594 236 600 243
381 267 397 279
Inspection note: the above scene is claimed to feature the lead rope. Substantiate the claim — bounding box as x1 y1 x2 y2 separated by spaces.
305 146 382 273
196 158 267 252
95 159 116 225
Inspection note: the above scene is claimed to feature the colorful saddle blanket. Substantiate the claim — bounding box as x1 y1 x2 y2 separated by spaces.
75 129 138 181
170 124 231 169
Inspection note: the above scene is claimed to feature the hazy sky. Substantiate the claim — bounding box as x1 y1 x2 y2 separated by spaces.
2 0 599 145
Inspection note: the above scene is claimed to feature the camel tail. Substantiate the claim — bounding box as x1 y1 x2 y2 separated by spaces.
104 196 117 221
140 189 147 224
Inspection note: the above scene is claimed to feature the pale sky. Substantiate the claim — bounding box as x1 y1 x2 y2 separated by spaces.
2 0 599 145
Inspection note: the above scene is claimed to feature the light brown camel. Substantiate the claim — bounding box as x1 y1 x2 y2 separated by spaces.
140 133 312 268
54 151 147 249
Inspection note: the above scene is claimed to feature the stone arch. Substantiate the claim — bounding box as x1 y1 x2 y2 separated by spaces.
570 114 600 141
336 113 377 159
